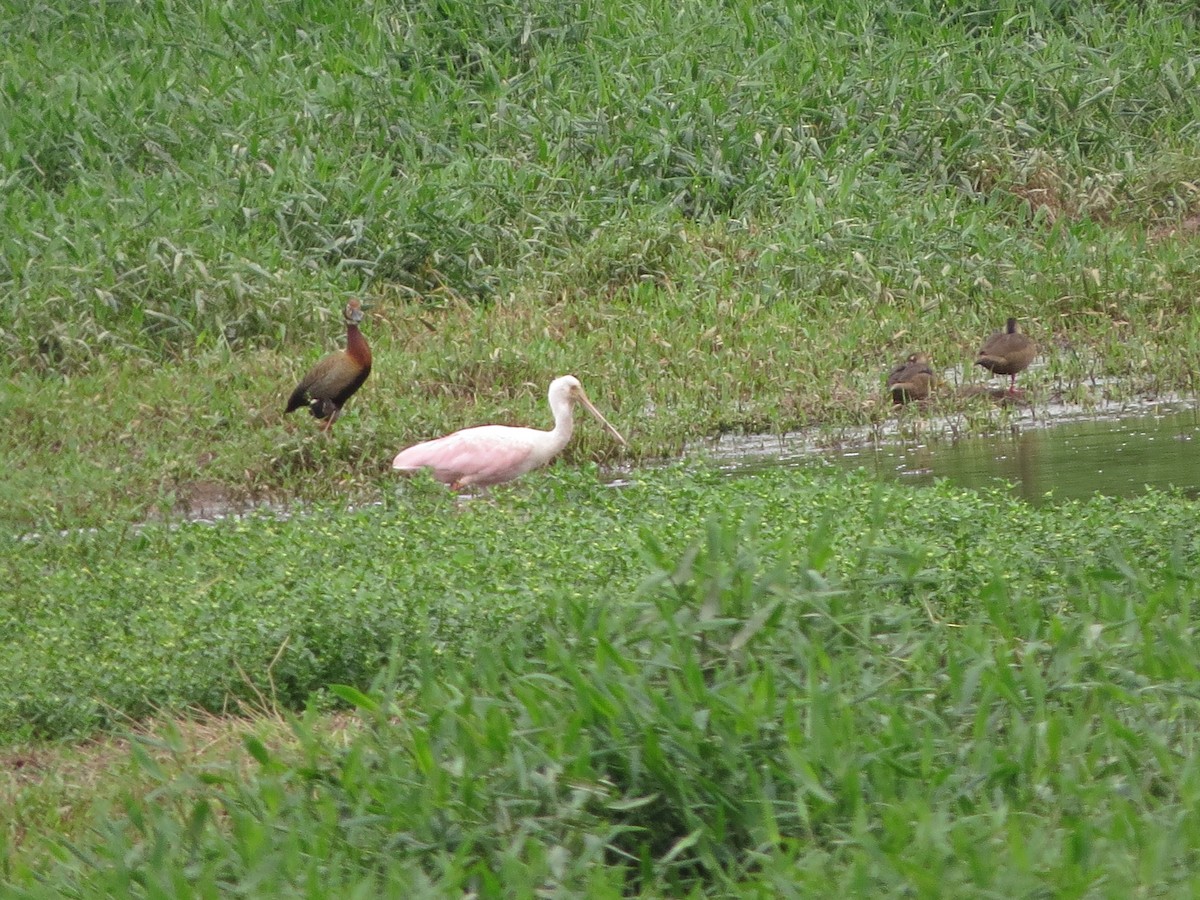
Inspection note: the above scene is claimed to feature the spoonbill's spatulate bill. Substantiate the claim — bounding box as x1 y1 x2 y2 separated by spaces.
392 375 627 489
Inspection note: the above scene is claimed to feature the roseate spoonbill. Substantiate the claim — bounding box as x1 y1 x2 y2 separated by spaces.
886 352 934 404
976 317 1036 394
286 299 372 432
392 375 627 489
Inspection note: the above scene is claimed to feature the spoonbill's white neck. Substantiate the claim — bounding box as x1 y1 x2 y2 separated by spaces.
546 378 579 442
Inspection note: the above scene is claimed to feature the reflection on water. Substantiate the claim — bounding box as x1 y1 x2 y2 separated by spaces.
707 406 1200 506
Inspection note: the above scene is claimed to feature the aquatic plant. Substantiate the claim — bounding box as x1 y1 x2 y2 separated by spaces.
7 501 1200 894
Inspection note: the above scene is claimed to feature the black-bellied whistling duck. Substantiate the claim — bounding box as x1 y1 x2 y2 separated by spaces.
976 317 1036 394
886 352 934 405
286 299 372 432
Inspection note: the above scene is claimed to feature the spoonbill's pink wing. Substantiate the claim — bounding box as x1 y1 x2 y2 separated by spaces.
393 426 540 487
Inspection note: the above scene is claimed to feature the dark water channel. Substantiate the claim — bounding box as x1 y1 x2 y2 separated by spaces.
699 404 1200 506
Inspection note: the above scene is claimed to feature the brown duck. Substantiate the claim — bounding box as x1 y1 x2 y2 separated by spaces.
887 352 934 404
975 317 1036 393
286 299 372 432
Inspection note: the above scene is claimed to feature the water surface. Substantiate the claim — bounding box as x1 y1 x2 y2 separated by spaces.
697 403 1200 505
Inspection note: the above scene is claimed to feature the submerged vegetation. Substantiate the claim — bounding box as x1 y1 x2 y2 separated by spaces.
6 0 1200 893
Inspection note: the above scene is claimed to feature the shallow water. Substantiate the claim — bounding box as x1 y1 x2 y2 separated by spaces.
696 401 1200 505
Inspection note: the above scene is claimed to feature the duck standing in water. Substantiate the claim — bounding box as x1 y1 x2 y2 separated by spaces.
976 317 1036 394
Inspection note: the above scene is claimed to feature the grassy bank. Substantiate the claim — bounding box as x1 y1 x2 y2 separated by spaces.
5 0 1200 527
5 466 1200 893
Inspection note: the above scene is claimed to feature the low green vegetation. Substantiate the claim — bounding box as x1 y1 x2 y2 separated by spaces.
14 462 1199 745
5 467 1200 893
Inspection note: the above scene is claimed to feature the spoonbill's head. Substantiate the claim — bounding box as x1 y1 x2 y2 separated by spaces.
550 376 627 447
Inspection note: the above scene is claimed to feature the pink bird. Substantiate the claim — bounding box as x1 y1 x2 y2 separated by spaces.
392 375 627 490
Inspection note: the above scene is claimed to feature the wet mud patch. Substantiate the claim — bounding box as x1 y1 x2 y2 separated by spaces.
169 480 277 522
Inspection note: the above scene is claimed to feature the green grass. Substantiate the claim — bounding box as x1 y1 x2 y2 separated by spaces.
5 0 1200 528
6 468 1200 893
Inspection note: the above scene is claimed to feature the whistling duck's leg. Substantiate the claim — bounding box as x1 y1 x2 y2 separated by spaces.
324 406 345 435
